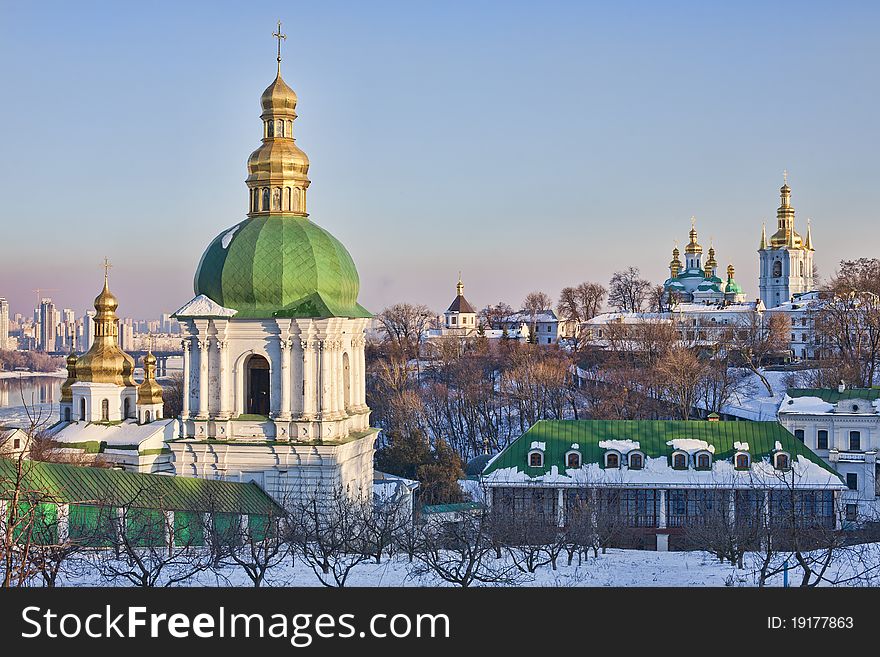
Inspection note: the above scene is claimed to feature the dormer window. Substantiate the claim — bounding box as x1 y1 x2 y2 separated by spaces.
774 452 791 471
695 451 712 470
528 450 543 468
605 452 620 469
566 451 581 468
735 452 750 470
672 452 688 470
628 452 644 470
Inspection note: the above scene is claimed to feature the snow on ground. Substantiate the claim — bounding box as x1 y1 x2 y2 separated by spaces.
713 368 809 421
51 543 880 587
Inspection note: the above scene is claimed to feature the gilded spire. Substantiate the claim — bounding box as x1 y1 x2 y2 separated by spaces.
759 222 767 250
74 265 136 387
456 272 464 297
684 217 702 254
137 346 164 407
60 350 78 403
770 173 801 248
804 218 814 250
246 22 310 218
669 245 682 278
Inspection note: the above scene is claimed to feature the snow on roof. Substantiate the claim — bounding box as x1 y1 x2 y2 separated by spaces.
501 310 559 324
50 419 175 448
775 441 783 452
483 454 844 489
733 441 750 451
666 439 715 454
598 439 640 453
173 294 238 318
570 443 579 450
530 441 546 451
778 395 835 415
221 225 240 249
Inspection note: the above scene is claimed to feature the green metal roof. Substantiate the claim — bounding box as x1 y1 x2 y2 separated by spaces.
482 420 838 478
787 388 880 403
193 215 371 319
421 502 484 515
0 458 280 514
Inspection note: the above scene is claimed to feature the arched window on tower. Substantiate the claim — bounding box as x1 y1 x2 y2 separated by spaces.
262 188 270 211
773 261 782 278
800 261 804 276
80 398 86 420
277 119 284 137
267 120 274 138
272 187 282 211
286 120 292 136
285 187 292 211
292 188 300 212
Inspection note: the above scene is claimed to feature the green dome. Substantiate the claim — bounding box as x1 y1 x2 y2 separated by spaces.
194 215 371 319
725 280 744 294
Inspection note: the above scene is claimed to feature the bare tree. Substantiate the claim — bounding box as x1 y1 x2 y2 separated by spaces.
377 303 435 360
608 267 651 313
655 346 705 420
209 502 291 587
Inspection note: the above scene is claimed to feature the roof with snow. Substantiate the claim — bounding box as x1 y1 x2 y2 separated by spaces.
785 388 880 404
482 420 843 488
0 458 280 514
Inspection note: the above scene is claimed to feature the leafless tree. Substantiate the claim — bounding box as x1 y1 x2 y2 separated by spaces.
408 506 524 587
287 490 373 587
608 267 651 313
377 303 435 360
655 346 705 420
209 501 291 587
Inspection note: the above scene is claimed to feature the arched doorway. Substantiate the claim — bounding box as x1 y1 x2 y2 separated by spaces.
342 352 351 410
245 355 270 416
80 398 86 420
64 407 71 422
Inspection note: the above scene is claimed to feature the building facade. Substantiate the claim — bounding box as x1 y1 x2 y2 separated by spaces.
777 387 880 521
481 419 845 551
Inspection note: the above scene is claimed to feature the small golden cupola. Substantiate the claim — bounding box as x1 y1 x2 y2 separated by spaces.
60 351 78 403
669 246 682 278
137 351 164 406
684 218 703 255
770 172 803 248
74 267 136 387
704 245 718 278
246 21 310 218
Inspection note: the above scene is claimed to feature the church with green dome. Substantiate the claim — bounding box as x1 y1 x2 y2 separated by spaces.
662 219 747 306
170 30 378 506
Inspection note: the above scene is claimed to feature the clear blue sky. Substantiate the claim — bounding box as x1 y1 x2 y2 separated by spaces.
1 0 877 319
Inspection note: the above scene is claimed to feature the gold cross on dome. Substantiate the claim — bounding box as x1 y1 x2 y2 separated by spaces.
783 169 788 185
273 20 286 63
102 257 112 282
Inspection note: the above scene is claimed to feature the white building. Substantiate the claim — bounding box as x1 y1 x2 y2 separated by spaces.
0 297 9 350
492 309 567 345
777 386 880 523
765 290 821 360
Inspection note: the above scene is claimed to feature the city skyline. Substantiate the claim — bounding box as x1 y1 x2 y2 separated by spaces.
1 1 878 318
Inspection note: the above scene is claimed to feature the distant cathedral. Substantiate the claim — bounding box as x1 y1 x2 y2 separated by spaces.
758 175 815 308
663 175 816 309
663 220 745 305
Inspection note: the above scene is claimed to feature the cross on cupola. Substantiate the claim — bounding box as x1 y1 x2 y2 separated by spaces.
273 20 286 69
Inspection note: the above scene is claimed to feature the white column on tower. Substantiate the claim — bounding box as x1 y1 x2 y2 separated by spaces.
279 337 291 420
356 335 367 409
181 338 191 418
319 339 331 418
301 339 316 419
218 339 230 419
197 337 209 419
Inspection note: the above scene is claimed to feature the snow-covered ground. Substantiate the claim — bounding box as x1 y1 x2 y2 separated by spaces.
46 544 880 587
712 368 808 421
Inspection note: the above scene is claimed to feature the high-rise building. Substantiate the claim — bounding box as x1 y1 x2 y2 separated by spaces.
0 298 9 350
81 310 96 353
119 318 134 352
39 298 56 352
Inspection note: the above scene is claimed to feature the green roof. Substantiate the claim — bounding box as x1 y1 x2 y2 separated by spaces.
421 502 483 515
194 215 371 319
482 420 838 478
0 458 280 515
787 388 880 403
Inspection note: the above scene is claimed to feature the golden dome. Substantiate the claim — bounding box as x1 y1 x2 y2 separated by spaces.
137 351 164 406
75 274 136 387
769 177 805 249
684 224 702 254
261 73 298 118
60 352 78 403
247 139 310 179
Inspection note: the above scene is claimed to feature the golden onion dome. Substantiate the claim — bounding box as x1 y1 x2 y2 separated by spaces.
137 351 164 406
247 139 310 179
260 73 298 118
75 274 136 387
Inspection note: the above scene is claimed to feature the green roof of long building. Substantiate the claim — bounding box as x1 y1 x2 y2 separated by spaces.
0 458 280 515
482 419 839 480
786 388 880 403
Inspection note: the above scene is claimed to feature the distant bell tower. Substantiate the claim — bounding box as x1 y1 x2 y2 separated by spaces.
758 172 815 308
